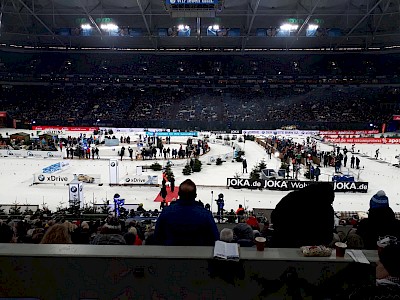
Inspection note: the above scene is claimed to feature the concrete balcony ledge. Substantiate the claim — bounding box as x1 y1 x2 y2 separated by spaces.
0 244 378 299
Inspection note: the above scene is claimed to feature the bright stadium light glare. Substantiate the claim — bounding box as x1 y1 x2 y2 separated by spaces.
100 23 119 31
280 24 298 31
308 24 319 30
81 24 92 30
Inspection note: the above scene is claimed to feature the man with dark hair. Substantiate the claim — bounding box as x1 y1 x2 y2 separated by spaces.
154 179 219 246
347 243 400 299
0 223 14 243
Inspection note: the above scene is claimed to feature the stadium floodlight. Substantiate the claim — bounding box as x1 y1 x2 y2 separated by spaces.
308 24 319 30
280 24 298 31
100 23 119 31
81 24 92 30
178 24 190 31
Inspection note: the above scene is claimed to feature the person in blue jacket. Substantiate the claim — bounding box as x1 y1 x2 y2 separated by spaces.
154 179 219 246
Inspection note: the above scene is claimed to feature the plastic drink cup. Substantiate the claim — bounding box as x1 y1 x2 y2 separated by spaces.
255 237 266 251
335 242 347 257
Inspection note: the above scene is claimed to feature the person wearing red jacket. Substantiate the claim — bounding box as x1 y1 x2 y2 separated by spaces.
246 215 260 231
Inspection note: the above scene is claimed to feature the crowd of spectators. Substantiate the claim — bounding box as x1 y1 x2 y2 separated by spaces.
0 86 398 129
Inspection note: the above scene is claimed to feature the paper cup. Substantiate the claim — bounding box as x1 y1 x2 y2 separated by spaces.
335 242 347 257
255 237 266 251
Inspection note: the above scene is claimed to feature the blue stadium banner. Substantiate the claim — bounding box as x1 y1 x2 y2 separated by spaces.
146 131 198 137
166 0 218 4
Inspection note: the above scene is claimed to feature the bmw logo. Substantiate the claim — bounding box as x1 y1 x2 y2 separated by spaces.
38 175 45 181
70 186 77 193
125 178 130 182
111 162 116 167
170 0 176 3
27 151 33 156
47 152 54 157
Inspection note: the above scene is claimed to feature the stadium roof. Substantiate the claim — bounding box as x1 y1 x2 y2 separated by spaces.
1 0 400 52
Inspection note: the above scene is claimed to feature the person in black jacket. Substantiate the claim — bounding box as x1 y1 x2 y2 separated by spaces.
242 157 248 173
170 176 175 192
357 190 400 250
270 182 335 248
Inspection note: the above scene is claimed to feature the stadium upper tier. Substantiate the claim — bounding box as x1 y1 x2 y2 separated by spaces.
1 51 400 77
0 85 398 131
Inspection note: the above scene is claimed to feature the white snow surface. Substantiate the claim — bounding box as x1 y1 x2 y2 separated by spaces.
1 129 400 213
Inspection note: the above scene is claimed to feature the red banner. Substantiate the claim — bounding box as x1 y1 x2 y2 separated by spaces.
0 112 6 118
319 130 379 135
325 137 400 144
32 126 98 132
393 115 400 121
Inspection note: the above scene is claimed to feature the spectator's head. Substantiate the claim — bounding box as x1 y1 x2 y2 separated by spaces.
32 232 44 244
64 221 78 233
101 217 122 234
238 204 243 208
377 243 400 279
81 221 89 230
233 223 254 241
178 179 197 200
124 232 136 245
128 227 137 235
301 182 335 204
220 228 234 242
0 223 14 243
370 190 389 209
40 224 72 244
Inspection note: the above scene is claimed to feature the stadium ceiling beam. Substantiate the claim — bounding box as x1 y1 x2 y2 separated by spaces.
10 0 31 35
335 0 385 48
80 2 102 36
241 0 261 50
4 10 400 17
373 0 392 35
0 0 4 35
297 0 322 36
136 0 156 49
16 0 65 46
246 0 261 36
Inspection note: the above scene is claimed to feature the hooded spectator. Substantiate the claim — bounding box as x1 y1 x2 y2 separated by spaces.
270 182 335 248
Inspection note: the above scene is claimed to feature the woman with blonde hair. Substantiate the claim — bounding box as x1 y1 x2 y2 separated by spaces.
40 224 72 244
